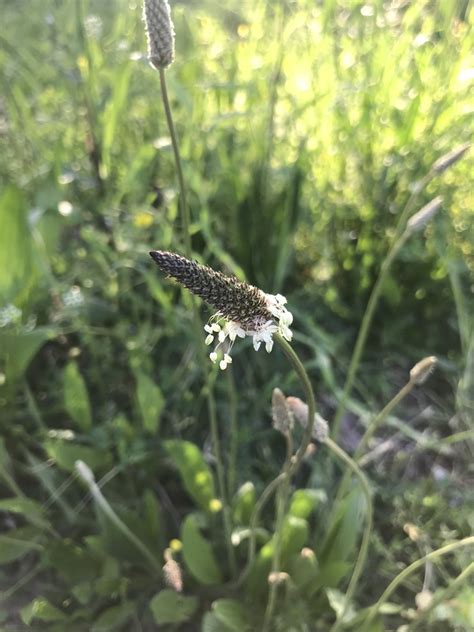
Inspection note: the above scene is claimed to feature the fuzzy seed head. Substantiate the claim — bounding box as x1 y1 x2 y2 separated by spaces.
406 196 443 234
286 396 328 442
431 142 470 174
143 0 175 69
409 356 437 384
150 251 273 328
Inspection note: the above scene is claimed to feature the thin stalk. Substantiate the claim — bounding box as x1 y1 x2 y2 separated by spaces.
262 432 293 632
158 68 191 257
332 168 437 440
226 367 239 498
407 562 474 631
274 334 316 475
157 67 235 574
362 536 474 630
76 463 161 574
332 230 409 438
260 335 316 627
332 380 413 513
326 437 373 632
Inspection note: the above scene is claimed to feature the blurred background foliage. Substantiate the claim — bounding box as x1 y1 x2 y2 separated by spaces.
0 0 473 630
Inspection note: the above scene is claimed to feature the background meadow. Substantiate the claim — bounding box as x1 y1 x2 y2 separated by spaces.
0 0 473 630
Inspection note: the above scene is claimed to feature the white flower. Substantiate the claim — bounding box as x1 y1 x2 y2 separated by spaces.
203 292 293 370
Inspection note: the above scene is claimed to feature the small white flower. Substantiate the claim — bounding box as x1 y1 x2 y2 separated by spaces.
203 293 293 369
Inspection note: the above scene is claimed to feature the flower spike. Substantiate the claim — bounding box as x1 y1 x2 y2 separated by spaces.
150 250 293 368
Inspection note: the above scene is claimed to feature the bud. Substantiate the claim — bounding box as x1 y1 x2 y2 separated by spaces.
163 548 183 592
431 142 470 174
406 197 443 234
286 396 328 443
268 571 290 585
272 387 293 435
409 356 437 385
75 460 96 485
143 0 175 69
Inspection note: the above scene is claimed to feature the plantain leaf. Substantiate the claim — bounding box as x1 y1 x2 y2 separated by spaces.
164 440 215 511
64 362 92 431
181 514 222 585
149 590 198 625
135 372 164 434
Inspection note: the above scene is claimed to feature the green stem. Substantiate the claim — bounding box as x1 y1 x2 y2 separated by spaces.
262 432 293 632
157 68 235 574
76 463 161 574
332 380 413 514
362 537 474 630
260 335 316 627
227 367 239 498
332 230 409 439
274 334 316 475
326 437 373 632
332 169 435 441
158 68 191 257
407 562 474 631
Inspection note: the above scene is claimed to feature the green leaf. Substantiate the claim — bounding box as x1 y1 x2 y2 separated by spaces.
320 487 366 569
0 497 49 529
248 516 309 595
91 602 136 632
46 540 101 584
164 440 216 511
181 514 222 585
288 489 326 519
135 372 164 433
44 439 112 473
149 590 198 625
21 598 66 625
0 186 38 306
232 482 255 525
202 612 234 632
0 527 43 563
0 328 54 382
212 599 251 632
64 362 92 431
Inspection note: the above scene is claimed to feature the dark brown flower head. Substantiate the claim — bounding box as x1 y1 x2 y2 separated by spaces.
143 0 175 69
150 250 272 328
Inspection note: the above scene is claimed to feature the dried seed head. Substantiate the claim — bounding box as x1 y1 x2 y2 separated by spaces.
163 548 183 592
286 396 328 443
143 0 175 69
272 387 293 435
431 142 470 174
406 196 443 234
150 251 273 328
409 356 437 384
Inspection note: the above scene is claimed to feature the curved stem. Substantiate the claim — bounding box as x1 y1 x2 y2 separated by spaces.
332 380 413 516
76 468 161 574
362 537 474 630
274 334 316 474
326 437 373 632
262 434 293 632
407 562 474 631
260 335 316 627
158 68 191 257
332 231 409 439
